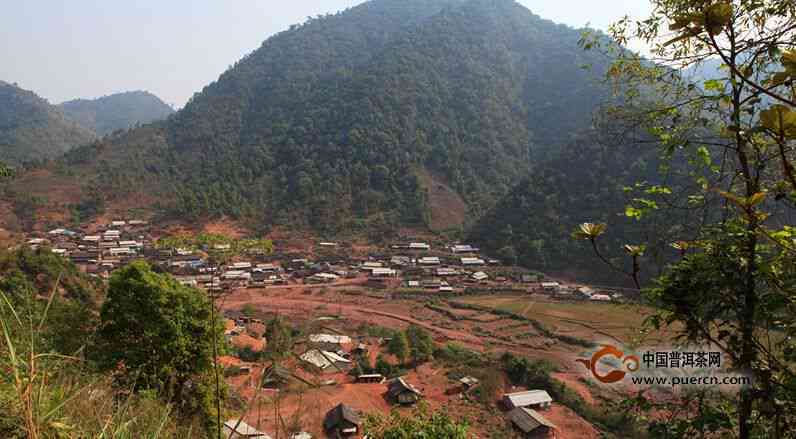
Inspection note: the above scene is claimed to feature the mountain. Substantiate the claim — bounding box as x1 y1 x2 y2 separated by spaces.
58 91 174 137
0 81 96 164
45 0 612 232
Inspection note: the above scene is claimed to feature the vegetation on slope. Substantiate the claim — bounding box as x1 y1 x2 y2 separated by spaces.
56 0 611 233
0 81 96 164
59 91 174 136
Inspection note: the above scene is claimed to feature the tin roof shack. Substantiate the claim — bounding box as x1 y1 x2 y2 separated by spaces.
261 364 301 389
507 407 557 438
223 420 272 439
387 377 423 405
459 376 480 391
450 244 479 254
323 404 361 438
540 282 561 293
309 334 352 351
356 373 385 384
460 257 485 267
503 390 553 410
418 257 440 266
300 349 352 372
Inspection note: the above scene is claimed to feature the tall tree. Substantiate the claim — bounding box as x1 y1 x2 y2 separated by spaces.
579 1 796 437
388 332 410 365
92 261 224 424
405 325 434 366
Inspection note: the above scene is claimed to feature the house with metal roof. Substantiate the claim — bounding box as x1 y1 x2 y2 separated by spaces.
387 377 423 405
223 420 272 439
502 390 553 410
506 407 557 438
323 404 361 437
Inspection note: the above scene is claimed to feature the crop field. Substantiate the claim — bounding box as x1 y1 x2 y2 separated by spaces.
453 295 676 346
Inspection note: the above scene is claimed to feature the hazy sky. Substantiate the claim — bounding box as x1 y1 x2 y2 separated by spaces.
1 0 651 108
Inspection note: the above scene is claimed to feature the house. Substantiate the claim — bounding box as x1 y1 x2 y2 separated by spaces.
422 280 442 289
409 242 430 251
390 256 412 267
223 270 251 281
471 271 489 282
406 280 421 288
418 257 440 266
541 282 560 292
503 390 553 410
439 283 454 293
370 267 397 278
387 377 423 405
290 433 312 439
590 294 612 302
309 334 352 349
459 376 480 390
223 420 272 439
323 404 361 438
356 373 385 384
230 262 253 271
319 242 339 247
507 407 557 438
261 364 297 389
450 244 479 253
461 257 485 266
436 267 458 277
300 349 352 371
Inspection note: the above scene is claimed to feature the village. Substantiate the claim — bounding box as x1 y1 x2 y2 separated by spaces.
20 218 644 439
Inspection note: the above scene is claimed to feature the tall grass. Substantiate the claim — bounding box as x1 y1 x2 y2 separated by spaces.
0 284 199 438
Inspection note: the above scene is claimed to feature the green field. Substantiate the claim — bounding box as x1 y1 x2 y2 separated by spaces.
454 295 674 345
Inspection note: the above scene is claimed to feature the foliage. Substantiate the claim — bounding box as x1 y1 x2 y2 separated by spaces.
52 0 612 233
264 316 293 359
58 91 174 136
387 331 410 365
0 80 96 164
405 324 434 365
92 260 224 428
579 0 796 437
364 402 469 439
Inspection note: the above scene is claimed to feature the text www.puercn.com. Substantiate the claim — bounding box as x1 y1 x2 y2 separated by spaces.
630 375 751 387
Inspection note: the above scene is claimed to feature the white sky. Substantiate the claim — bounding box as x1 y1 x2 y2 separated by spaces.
0 0 652 108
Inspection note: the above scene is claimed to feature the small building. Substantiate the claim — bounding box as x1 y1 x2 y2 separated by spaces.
436 267 458 277
370 267 397 278
307 273 338 284
319 242 339 247
418 257 440 266
450 244 479 254
503 390 553 410
356 373 385 384
223 420 272 439
439 283 454 293
261 364 296 389
387 377 423 405
461 257 485 266
230 262 253 271
309 334 352 346
323 404 361 438
471 271 489 282
507 407 557 438
590 294 612 302
390 256 412 267
459 376 480 390
540 282 560 292
409 242 430 251
300 349 352 371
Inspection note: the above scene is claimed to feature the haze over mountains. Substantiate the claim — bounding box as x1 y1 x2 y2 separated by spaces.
0 82 173 164
55 0 612 227
59 91 174 137
8 0 665 281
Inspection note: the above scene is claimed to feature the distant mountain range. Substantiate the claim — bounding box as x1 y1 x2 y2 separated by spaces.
59 91 174 137
0 81 96 164
0 82 173 164
44 0 613 231
7 0 675 283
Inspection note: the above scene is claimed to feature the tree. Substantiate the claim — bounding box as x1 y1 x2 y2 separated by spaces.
92 261 224 416
388 332 410 365
264 316 293 359
579 1 796 437
364 403 469 438
405 325 434 366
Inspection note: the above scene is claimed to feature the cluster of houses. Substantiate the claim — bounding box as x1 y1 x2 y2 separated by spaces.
538 282 622 302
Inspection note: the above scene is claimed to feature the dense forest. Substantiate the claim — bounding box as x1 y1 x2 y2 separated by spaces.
58 0 612 233
0 81 96 164
58 91 174 136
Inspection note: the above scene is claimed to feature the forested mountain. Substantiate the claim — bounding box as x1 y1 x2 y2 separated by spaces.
59 91 174 136
58 0 612 232
0 81 96 164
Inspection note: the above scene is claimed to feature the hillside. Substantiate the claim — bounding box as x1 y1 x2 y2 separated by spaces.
58 91 174 136
0 81 96 164
32 0 612 233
